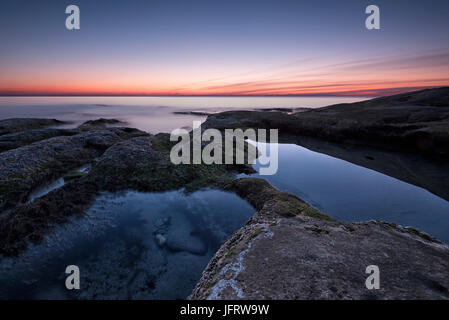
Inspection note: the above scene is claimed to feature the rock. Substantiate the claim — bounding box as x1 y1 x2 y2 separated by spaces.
257 107 294 112
155 234 166 247
189 178 449 300
63 166 90 181
0 129 249 256
0 127 147 212
0 128 78 153
255 107 311 113
0 118 66 136
203 87 449 160
0 119 135 153
78 118 126 131
173 111 212 116
0 180 99 256
1 112 448 300
88 134 247 192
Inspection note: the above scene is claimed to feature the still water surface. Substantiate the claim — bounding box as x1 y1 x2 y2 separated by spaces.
0 189 254 299
247 142 449 243
1 96 448 299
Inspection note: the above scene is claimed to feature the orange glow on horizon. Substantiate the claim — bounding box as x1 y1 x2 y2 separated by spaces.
1 50 448 97
1 82 447 97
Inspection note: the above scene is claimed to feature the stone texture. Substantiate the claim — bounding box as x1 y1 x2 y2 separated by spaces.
0 126 147 212
0 118 65 136
190 178 449 300
204 87 449 160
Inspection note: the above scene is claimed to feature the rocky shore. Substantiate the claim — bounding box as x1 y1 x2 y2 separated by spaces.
0 88 448 299
0 119 252 256
204 87 449 160
190 179 449 299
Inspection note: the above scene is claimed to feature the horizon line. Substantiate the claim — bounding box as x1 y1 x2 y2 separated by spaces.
0 93 377 98
1 86 446 98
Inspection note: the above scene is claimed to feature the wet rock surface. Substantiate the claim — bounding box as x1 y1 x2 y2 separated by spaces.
0 126 147 213
88 133 248 193
190 178 449 300
0 180 99 256
173 111 212 116
191 89 449 300
204 87 449 160
0 189 255 300
1 89 449 300
0 118 65 135
78 118 126 131
0 128 79 152
0 123 250 256
0 120 149 255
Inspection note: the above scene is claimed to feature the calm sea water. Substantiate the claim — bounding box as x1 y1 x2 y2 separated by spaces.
0 96 365 133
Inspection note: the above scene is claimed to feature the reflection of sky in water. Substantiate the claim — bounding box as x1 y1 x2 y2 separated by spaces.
0 96 365 133
248 142 449 243
0 189 254 300
2 94 447 299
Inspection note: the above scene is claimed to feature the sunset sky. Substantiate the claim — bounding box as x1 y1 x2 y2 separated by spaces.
1 0 448 96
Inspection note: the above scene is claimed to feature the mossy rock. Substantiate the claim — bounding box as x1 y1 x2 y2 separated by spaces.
277 193 336 221
63 170 87 181
0 181 26 194
405 227 437 242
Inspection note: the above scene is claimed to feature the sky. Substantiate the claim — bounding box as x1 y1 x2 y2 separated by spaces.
0 0 448 96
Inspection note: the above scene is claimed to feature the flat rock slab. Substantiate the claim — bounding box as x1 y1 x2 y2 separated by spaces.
191 217 449 300
190 178 449 300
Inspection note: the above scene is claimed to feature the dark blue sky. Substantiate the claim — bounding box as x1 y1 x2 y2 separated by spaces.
1 0 448 95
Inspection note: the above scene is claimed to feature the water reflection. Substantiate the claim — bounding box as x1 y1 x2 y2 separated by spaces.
0 189 254 300
247 142 449 243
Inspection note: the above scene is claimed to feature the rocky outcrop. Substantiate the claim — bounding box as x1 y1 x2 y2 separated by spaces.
190 178 449 300
0 126 147 212
204 87 449 160
0 180 98 255
0 118 65 136
88 133 253 192
191 89 449 299
78 118 126 131
0 130 253 256
0 118 130 153
0 128 78 152
173 111 212 116
1 105 449 300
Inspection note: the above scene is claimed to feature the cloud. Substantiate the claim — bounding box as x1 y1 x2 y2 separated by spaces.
180 49 449 96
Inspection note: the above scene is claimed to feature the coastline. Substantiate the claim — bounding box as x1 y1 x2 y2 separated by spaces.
0 88 448 299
